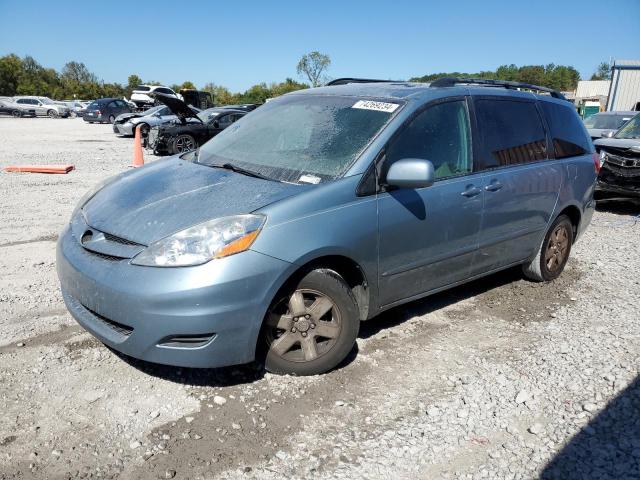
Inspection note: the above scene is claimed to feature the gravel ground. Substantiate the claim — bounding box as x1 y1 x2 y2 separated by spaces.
1 117 639 480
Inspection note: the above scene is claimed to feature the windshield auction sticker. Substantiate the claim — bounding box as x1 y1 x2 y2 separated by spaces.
352 100 399 113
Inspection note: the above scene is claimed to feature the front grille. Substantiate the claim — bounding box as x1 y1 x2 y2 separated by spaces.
84 305 134 338
103 232 142 247
605 153 640 168
87 250 124 261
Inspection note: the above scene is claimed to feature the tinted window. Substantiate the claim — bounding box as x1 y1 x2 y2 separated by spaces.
107 101 118 108
475 99 547 169
541 101 592 158
16 99 27 104
386 100 472 180
216 114 233 129
158 107 171 116
583 113 632 130
155 87 173 95
135 85 150 92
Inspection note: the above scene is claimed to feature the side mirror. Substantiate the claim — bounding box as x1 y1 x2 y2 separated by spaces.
601 130 616 138
213 120 220 129
385 158 435 189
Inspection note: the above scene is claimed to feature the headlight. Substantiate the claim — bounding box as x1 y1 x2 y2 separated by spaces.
599 150 607 164
131 214 266 267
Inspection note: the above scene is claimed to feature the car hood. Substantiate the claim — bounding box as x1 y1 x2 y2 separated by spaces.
154 93 201 123
587 128 608 138
82 157 303 245
594 138 640 149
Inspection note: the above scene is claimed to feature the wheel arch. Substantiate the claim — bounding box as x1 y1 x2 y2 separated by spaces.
555 204 581 243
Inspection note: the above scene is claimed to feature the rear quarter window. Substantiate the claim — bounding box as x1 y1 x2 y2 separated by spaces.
474 98 548 170
541 101 592 158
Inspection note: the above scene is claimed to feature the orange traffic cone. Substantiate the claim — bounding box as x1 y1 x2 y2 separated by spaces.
131 125 145 168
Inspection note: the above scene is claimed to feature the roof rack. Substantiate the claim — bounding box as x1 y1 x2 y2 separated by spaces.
326 77 402 86
429 77 567 101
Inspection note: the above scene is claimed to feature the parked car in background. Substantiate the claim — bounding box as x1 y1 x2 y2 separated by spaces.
13 96 70 118
58 78 596 376
130 85 181 110
583 111 636 139
83 98 132 124
593 113 640 199
63 100 91 118
112 103 200 137
148 106 246 154
217 103 260 112
0 98 37 117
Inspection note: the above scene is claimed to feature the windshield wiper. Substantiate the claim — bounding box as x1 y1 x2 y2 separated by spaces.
212 162 272 181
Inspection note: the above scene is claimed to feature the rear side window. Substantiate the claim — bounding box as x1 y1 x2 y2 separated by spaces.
136 85 150 92
541 101 592 158
155 87 173 95
475 99 547 170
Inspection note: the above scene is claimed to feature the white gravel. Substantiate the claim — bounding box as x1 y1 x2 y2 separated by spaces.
1 118 639 479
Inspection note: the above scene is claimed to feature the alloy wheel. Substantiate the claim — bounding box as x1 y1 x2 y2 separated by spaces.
175 135 196 153
544 224 570 272
265 289 342 363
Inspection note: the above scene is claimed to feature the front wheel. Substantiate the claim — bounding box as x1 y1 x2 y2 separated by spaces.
262 269 360 376
171 134 197 154
522 214 573 282
47 109 59 118
108 115 115 124
12 110 21 118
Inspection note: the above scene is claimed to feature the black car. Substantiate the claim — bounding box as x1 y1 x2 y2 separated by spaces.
0 98 36 117
83 98 133 124
147 94 247 155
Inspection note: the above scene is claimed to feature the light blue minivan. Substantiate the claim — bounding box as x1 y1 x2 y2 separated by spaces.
57 78 598 375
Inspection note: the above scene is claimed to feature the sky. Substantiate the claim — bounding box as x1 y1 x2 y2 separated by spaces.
1 0 639 92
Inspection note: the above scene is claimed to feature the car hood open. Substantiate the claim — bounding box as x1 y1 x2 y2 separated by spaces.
153 93 201 123
82 157 303 245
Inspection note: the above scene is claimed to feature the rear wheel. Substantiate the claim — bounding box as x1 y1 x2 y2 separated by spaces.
522 214 573 282
262 269 360 376
47 109 59 118
171 134 197 154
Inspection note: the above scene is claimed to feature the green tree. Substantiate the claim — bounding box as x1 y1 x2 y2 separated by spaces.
297 51 331 87
126 74 143 96
590 61 611 80
0 54 24 96
180 81 196 90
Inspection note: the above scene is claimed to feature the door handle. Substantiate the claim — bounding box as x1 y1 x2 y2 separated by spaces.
461 186 482 198
485 181 503 192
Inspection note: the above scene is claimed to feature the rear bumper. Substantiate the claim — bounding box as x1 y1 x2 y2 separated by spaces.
56 223 294 368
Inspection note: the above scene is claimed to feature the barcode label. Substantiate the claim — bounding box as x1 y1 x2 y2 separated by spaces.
352 100 399 113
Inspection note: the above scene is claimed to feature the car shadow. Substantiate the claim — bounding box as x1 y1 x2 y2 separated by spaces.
540 375 640 479
595 198 640 216
359 266 523 339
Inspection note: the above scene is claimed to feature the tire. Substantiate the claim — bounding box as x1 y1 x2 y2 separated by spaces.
11 110 21 118
171 134 197 154
262 269 360 376
138 123 150 137
108 115 115 124
522 214 573 282
47 109 59 118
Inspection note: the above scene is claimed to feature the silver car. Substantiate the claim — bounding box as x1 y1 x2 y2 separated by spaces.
112 105 200 137
583 111 636 139
13 96 70 118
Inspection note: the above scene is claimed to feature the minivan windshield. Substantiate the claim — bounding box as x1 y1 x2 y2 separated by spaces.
584 114 631 130
197 95 400 183
614 114 640 139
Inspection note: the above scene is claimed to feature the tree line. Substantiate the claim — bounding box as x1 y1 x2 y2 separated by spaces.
410 64 581 92
0 52 604 106
0 54 310 105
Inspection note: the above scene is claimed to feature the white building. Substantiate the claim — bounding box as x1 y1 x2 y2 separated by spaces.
606 59 640 112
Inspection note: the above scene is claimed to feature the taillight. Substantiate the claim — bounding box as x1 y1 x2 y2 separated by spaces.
95 110 101 116
592 152 601 174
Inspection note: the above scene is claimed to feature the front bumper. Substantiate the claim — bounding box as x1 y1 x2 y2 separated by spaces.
56 222 293 368
596 161 640 198
113 122 134 135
